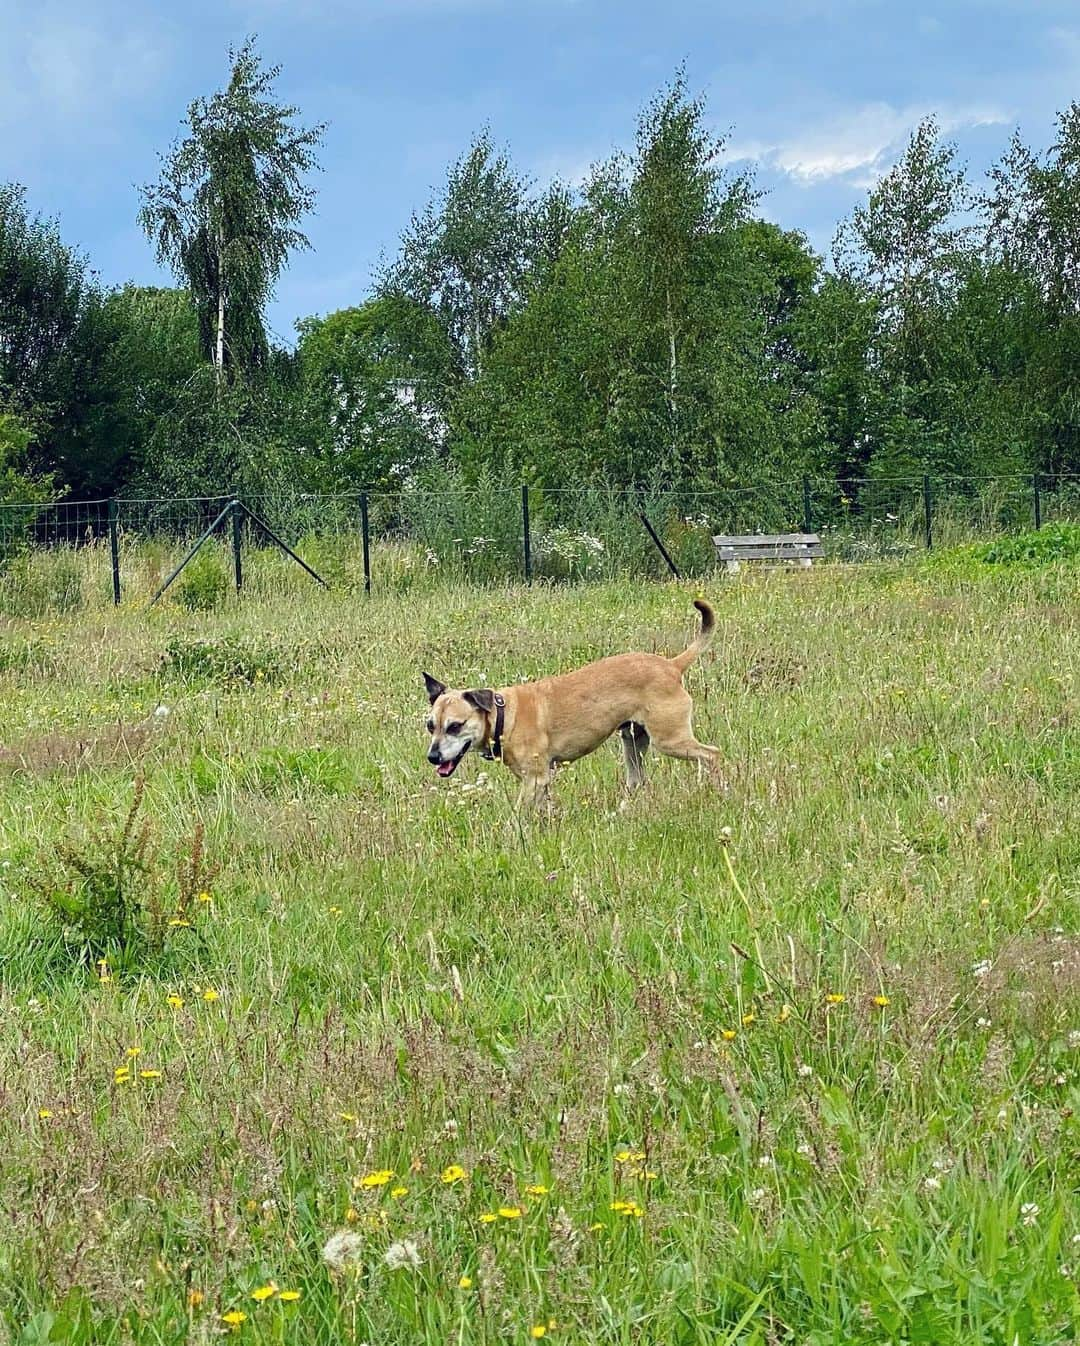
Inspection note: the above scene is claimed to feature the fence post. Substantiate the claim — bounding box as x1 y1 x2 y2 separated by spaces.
923 474 933 549
231 499 243 594
1033 473 1042 530
802 475 813 534
108 498 121 605
360 491 371 595
521 483 532 584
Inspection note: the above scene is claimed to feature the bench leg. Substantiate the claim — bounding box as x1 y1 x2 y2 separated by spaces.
724 559 740 575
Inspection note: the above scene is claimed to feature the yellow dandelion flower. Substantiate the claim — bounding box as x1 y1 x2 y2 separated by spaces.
345 1206 359 1224
126 1046 142 1058
139 1069 162 1080
531 1327 547 1340
197 891 211 903
721 1029 737 1041
589 1221 604 1231
478 1212 498 1224
458 1275 473 1289
614 1150 645 1164
498 1206 523 1220
609 1200 633 1212
250 1283 277 1302
441 1164 467 1184
356 1169 394 1189
277 1290 301 1303
328 905 342 916
873 995 890 1008
778 1005 792 1023
38 1108 53 1120
166 994 184 1009
339 1112 358 1123
202 988 220 1002
741 1012 756 1026
524 1184 549 1196
221 1309 246 1328
114 1066 132 1084
390 1185 408 1199
168 917 191 928
825 993 845 1005
188 1289 204 1309
245 1200 258 1214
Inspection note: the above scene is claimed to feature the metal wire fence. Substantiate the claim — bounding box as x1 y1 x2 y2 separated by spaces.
0 472 1078 612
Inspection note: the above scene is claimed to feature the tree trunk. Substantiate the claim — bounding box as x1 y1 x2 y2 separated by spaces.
215 224 226 387
666 287 678 450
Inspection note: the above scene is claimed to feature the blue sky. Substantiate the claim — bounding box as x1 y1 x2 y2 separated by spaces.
3 0 1079 342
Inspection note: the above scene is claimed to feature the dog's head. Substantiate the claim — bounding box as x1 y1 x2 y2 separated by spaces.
422 673 495 777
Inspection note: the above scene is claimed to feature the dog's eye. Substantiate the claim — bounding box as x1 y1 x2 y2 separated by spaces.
426 719 435 734
445 721 463 736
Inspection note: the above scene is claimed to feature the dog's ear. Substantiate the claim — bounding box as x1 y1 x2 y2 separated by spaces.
464 688 495 714
423 672 446 704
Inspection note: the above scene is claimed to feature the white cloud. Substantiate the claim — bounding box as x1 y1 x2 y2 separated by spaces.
727 101 1012 187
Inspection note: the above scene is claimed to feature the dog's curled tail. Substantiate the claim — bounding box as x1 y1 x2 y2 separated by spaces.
671 598 716 674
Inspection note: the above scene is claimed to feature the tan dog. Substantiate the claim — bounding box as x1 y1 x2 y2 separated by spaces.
423 599 721 808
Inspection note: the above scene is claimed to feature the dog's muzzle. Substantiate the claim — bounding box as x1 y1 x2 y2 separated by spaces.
429 743 469 777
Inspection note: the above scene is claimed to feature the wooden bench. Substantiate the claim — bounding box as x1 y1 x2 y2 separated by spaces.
712 533 823 572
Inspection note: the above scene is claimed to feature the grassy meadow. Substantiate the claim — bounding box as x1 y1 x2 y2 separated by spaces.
0 542 1078 1344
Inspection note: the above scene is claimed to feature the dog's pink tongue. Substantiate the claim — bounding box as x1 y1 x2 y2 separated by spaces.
437 761 455 777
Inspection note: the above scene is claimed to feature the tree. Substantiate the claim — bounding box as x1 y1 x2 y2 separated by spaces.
293 297 456 488
984 106 1080 472
138 37 324 384
834 119 976 476
379 129 532 379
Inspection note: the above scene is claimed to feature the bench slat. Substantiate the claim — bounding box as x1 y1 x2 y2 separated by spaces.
712 533 821 546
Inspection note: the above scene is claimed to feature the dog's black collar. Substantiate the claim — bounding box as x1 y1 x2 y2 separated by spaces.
481 693 506 760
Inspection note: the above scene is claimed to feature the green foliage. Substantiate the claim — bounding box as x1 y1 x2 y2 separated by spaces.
175 545 229 610
29 780 217 973
0 551 83 617
293 297 455 489
980 521 1080 566
161 632 284 685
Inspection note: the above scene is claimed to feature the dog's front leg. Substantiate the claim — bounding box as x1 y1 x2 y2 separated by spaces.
516 757 555 812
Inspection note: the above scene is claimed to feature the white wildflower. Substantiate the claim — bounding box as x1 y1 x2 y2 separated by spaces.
384 1239 422 1272
923 1176 941 1192
797 1063 813 1078
1020 1202 1040 1227
971 959 993 979
323 1229 364 1272
153 704 170 720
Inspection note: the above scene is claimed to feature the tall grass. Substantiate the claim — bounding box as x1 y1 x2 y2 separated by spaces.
0 557 1077 1343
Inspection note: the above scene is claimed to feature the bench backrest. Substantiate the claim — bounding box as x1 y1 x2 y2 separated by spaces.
712 533 823 560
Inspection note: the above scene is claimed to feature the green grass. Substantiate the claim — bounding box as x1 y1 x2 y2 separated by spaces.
0 555 1078 1344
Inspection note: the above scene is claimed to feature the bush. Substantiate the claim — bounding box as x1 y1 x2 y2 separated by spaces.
30 779 218 975
978 522 1080 567
175 546 229 611
161 633 285 686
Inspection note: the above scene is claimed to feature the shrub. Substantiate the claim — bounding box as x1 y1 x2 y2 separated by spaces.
978 522 1080 567
31 779 218 974
161 633 285 686
175 547 230 610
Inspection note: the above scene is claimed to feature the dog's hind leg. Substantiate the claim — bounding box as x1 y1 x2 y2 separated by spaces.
619 721 650 790
645 696 724 786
